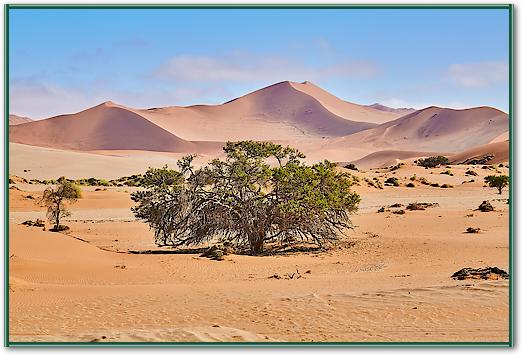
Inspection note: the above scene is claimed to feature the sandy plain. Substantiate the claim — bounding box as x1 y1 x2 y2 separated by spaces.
8 162 510 343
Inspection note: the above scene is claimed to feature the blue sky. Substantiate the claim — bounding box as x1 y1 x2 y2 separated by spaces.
9 8 510 119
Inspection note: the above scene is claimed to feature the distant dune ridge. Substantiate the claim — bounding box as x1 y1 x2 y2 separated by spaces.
366 103 416 116
9 81 509 168
9 114 33 125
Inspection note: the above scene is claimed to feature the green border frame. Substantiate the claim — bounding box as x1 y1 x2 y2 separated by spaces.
3 3 514 348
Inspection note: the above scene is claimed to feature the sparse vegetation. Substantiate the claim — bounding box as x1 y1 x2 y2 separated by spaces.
393 209 405 215
406 182 415 188
389 162 404 171
440 184 453 188
440 169 454 176
466 227 480 234
478 200 494 212
417 156 450 168
484 175 509 195
39 178 82 232
344 163 358 171
21 219 45 227
384 177 400 187
131 141 360 255
465 170 478 176
406 202 439 211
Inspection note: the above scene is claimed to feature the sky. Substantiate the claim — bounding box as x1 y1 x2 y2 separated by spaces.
9 7 510 119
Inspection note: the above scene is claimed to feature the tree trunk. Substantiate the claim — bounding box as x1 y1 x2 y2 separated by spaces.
250 232 265 255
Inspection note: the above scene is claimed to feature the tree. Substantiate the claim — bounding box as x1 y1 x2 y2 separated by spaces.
132 141 360 255
416 156 450 168
484 175 509 194
40 178 82 231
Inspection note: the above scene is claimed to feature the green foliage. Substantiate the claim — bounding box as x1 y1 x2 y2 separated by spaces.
39 180 81 231
417 156 450 168
131 141 360 254
478 200 494 212
344 163 358 171
384 177 400 186
484 175 509 194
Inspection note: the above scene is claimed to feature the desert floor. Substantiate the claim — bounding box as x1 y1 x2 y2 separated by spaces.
8 163 510 343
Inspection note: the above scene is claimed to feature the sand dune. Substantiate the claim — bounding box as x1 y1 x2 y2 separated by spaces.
450 140 509 165
347 150 449 169
10 81 404 148
135 81 393 141
9 114 33 125
490 131 509 143
9 102 222 153
366 103 416 116
324 106 508 156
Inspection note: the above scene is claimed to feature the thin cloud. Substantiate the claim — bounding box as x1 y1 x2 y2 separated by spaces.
448 61 508 88
153 52 379 83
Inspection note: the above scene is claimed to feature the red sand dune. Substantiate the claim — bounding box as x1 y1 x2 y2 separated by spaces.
347 150 449 169
450 140 509 165
9 102 218 153
133 81 400 141
324 106 508 154
366 103 416 116
9 114 33 125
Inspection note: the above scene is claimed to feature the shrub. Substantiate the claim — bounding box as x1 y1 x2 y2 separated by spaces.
466 227 480 234
390 163 404 171
465 170 478 176
430 183 440 187
393 209 405 215
384 177 400 186
131 141 360 255
478 200 494 212
440 170 453 176
406 182 415 188
417 156 450 168
410 175 417 181
484 175 509 195
377 207 385 213
344 163 358 171
440 184 453 188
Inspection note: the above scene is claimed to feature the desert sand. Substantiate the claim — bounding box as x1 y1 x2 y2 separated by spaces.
9 162 509 343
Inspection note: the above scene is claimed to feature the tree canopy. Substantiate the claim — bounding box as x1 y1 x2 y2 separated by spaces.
416 156 450 168
484 175 509 195
39 177 82 231
131 141 360 254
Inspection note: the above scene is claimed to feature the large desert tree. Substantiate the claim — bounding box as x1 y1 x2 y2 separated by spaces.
131 141 360 254
40 178 82 231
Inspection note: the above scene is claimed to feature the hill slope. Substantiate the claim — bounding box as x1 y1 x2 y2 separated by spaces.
9 102 206 153
9 114 33 125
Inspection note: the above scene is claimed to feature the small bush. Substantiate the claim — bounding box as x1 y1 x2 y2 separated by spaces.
393 209 405 215
417 156 450 168
430 183 440 187
466 227 480 234
50 225 70 232
384 177 400 186
21 219 45 227
440 184 453 188
478 201 494 212
377 207 385 213
465 170 478 176
406 182 415 188
440 170 454 176
344 163 358 171
390 203 403 208
406 202 439 211
410 175 417 181
390 163 404 171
